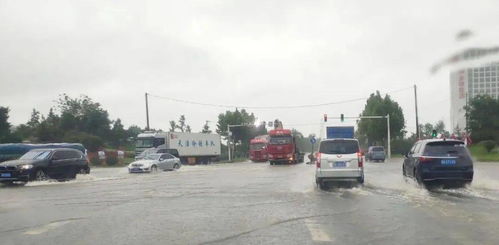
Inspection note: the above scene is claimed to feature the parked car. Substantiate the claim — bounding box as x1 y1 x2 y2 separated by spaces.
315 139 364 189
0 148 90 184
402 139 473 188
128 153 181 173
366 146 386 162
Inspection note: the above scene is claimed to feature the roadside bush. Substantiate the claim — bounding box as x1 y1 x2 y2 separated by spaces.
480 140 497 153
105 151 118 165
124 151 135 158
89 156 101 166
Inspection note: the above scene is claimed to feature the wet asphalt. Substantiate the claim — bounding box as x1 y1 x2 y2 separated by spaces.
1 158 498 245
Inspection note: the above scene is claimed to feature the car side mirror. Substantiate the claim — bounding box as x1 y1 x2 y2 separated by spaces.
404 153 409 158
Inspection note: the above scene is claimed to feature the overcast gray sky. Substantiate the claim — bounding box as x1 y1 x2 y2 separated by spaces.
1 0 498 136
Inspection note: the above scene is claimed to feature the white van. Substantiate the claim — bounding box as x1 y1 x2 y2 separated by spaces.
315 138 364 189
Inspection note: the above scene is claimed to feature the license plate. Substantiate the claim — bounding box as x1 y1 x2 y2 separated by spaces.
333 161 346 167
1 173 11 178
441 159 456 165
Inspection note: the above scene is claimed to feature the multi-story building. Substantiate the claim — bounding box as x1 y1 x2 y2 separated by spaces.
450 62 499 131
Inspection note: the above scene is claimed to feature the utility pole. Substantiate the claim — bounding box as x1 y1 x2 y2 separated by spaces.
145 92 150 131
386 114 391 159
227 124 231 162
414 84 420 139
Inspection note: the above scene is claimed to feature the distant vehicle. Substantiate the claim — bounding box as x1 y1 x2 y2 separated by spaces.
366 146 386 162
135 146 180 160
267 129 304 165
326 126 355 139
135 132 167 156
249 136 269 162
0 148 90 185
315 138 364 189
402 139 473 188
0 143 87 163
128 153 181 173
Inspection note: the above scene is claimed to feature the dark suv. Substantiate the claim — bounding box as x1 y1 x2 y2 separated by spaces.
402 139 473 187
0 148 90 184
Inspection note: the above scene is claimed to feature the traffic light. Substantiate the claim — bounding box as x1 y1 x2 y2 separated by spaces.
324 114 327 122
340 114 344 122
431 129 437 138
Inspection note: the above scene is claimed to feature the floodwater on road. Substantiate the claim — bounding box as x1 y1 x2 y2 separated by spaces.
1 159 498 245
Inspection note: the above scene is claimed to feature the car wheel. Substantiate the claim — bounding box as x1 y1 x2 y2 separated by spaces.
402 164 406 176
415 168 425 186
79 167 89 174
32 169 48 181
357 175 365 184
173 163 180 170
151 165 158 173
318 181 327 190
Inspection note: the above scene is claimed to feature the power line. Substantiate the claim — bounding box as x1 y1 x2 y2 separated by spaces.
147 86 412 110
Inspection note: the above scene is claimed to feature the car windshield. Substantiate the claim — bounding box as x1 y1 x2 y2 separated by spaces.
424 142 470 157
19 150 51 160
250 143 266 150
136 138 154 148
320 140 359 154
269 136 292 145
145 154 161 160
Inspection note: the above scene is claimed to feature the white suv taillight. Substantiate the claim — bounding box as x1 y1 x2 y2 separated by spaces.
357 152 363 167
316 152 321 168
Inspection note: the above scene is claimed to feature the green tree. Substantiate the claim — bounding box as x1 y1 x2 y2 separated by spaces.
357 91 406 146
176 115 190 132
126 125 142 139
169 121 177 132
56 94 111 137
465 95 499 142
110 119 127 148
419 120 449 138
0 106 12 142
216 109 263 157
201 122 212 134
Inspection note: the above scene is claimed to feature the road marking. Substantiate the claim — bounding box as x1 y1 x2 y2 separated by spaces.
305 219 332 242
24 220 72 235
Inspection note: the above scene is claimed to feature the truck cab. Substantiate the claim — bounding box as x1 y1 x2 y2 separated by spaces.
135 132 166 156
267 129 302 165
249 137 268 162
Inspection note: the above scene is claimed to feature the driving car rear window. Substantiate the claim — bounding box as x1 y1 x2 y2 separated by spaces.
423 141 470 157
320 140 359 154
372 147 384 152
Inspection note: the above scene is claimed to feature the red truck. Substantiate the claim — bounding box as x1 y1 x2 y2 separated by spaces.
249 137 269 162
267 129 304 165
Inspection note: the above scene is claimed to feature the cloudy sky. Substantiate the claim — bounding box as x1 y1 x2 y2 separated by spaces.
1 0 498 136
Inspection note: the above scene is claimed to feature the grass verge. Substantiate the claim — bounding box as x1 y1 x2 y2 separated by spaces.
469 145 499 162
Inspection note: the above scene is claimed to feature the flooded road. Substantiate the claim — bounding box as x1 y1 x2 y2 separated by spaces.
1 159 498 244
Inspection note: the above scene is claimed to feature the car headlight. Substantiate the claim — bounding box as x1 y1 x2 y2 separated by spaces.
18 164 34 170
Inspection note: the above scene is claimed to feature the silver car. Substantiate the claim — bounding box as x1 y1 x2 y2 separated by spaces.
128 153 181 173
315 139 364 189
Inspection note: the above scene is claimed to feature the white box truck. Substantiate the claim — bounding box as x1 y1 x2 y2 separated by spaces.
164 132 221 164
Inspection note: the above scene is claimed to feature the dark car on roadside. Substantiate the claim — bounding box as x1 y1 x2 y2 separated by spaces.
366 146 386 162
402 139 473 188
0 148 90 185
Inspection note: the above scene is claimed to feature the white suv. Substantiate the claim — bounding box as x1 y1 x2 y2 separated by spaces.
315 138 364 189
